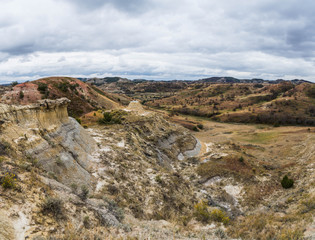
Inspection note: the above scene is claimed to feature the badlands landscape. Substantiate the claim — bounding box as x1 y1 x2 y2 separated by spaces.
0 77 314 239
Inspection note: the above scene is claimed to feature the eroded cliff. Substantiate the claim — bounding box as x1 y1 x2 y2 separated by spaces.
0 98 95 188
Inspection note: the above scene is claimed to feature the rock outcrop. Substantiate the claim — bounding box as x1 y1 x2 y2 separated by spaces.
0 98 96 187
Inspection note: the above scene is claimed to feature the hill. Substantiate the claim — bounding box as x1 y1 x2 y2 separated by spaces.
0 77 121 117
145 81 315 126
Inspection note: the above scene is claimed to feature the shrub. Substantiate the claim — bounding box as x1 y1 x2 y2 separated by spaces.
19 91 24 99
83 216 90 228
106 199 125 221
281 175 294 189
197 124 204 129
37 83 48 94
210 209 230 225
26 154 38 167
215 228 227 239
300 195 315 213
98 111 126 125
75 118 81 124
41 197 63 218
194 200 211 223
155 175 163 184
239 156 244 163
57 82 70 92
1 172 16 189
79 185 89 200
0 140 11 155
70 183 78 193
55 157 64 166
192 126 199 132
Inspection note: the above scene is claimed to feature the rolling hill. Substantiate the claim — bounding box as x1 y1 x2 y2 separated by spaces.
1 77 121 117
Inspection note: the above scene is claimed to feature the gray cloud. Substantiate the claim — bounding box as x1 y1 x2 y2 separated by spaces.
0 0 315 83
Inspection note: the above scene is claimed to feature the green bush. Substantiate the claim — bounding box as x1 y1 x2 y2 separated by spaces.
98 111 126 125
75 118 81 124
19 91 24 99
194 200 230 225
57 82 70 92
192 126 199 132
194 200 211 222
281 175 294 189
41 197 63 218
83 216 90 228
106 199 124 221
0 140 11 155
1 172 16 189
70 183 78 193
37 83 48 94
79 185 89 200
210 209 230 225
155 175 163 184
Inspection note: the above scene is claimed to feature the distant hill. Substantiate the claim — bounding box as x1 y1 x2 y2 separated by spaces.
198 77 313 84
145 81 315 126
1 77 121 117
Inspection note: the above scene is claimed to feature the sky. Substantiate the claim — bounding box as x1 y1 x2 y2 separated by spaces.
1 0 315 83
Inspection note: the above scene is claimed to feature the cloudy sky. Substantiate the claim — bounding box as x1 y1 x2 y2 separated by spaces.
1 0 315 83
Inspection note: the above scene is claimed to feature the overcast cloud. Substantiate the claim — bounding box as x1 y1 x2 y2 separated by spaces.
0 0 315 83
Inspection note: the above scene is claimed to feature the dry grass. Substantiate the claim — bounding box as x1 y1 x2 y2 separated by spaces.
197 155 254 180
228 214 304 240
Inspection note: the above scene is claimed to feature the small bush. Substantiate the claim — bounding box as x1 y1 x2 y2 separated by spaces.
37 83 48 94
281 175 294 189
239 156 244 163
83 216 90 228
1 172 16 189
41 197 63 218
194 200 211 223
300 195 315 213
26 154 38 167
215 228 227 239
19 91 24 99
75 118 81 124
70 183 78 193
197 124 204 129
106 199 124 221
0 140 11 155
79 185 89 200
98 111 126 125
55 157 64 166
57 82 70 92
210 209 230 225
192 126 199 132
155 175 163 184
